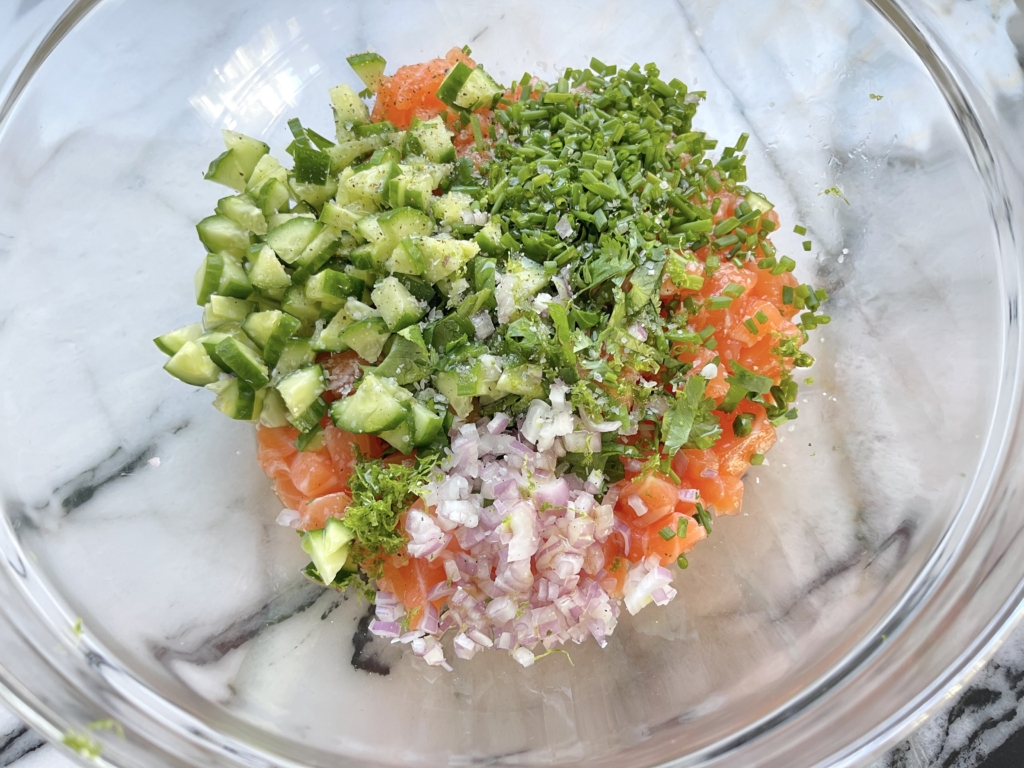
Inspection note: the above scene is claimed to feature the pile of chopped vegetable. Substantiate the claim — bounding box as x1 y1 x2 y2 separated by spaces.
155 46 828 669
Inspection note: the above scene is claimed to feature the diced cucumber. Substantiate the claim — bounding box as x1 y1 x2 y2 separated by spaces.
385 170 436 211
215 194 268 235
305 269 364 311
457 353 503 397
295 423 327 452
377 207 434 252
246 154 289 195
400 161 452 189
222 130 270 182
431 192 474 226
497 363 545 398
474 219 505 254
203 296 256 330
301 517 356 584
215 336 270 388
329 83 370 130
195 253 252 303
320 200 371 236
744 190 774 213
276 365 326 420
246 245 292 299
385 237 425 276
254 177 291 216
196 215 252 259
433 370 473 417
267 212 315 230
381 398 444 452
330 373 410 433
194 253 224 305
290 228 338 282
353 213 384 245
199 327 244 371
290 396 328 433
282 285 321 325
338 316 390 362
371 276 427 331
204 150 247 192
313 312 351 353
373 327 431 385
154 322 203 356
265 217 324 264
410 399 444 446
164 340 221 386
326 137 383 172
406 116 456 163
291 176 339 212
241 310 301 368
347 52 387 92
415 236 481 282
259 387 290 427
436 62 504 111
340 161 400 208
273 338 315 379
206 377 258 421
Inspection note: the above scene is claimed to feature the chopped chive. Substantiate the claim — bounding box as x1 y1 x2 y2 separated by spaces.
743 318 759 334
750 453 765 466
676 553 689 569
711 197 722 214
782 285 795 305
677 517 689 538
699 325 716 341
754 310 769 324
802 240 813 251
815 287 829 301
470 113 485 152
779 256 797 272
713 217 741 237
733 413 753 437
658 526 676 541
794 225 807 235
705 255 721 274
722 282 745 298
707 296 733 310
704 337 718 349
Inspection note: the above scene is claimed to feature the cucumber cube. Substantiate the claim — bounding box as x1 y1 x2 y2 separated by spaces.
246 245 292 299
417 236 481 282
407 116 456 164
329 373 410 434
370 276 427 332
222 130 270 182
154 323 203 356
215 336 270 389
347 52 387 92
301 517 356 584
329 83 370 128
206 377 259 421
215 195 268 235
265 217 324 264
203 296 256 330
204 149 247 192
273 338 316 380
338 316 390 362
164 341 221 387
196 215 252 259
276 365 326 419
246 154 289 195
305 269 364 311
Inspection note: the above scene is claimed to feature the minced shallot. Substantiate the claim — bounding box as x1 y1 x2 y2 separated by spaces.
371 381 681 668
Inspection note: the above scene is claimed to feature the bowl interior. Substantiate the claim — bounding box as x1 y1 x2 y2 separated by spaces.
0 0 1004 764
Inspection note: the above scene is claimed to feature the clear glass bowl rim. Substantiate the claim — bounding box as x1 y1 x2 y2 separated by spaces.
0 1 1022 766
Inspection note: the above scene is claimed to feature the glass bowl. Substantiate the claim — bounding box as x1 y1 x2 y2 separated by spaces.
0 0 1022 765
